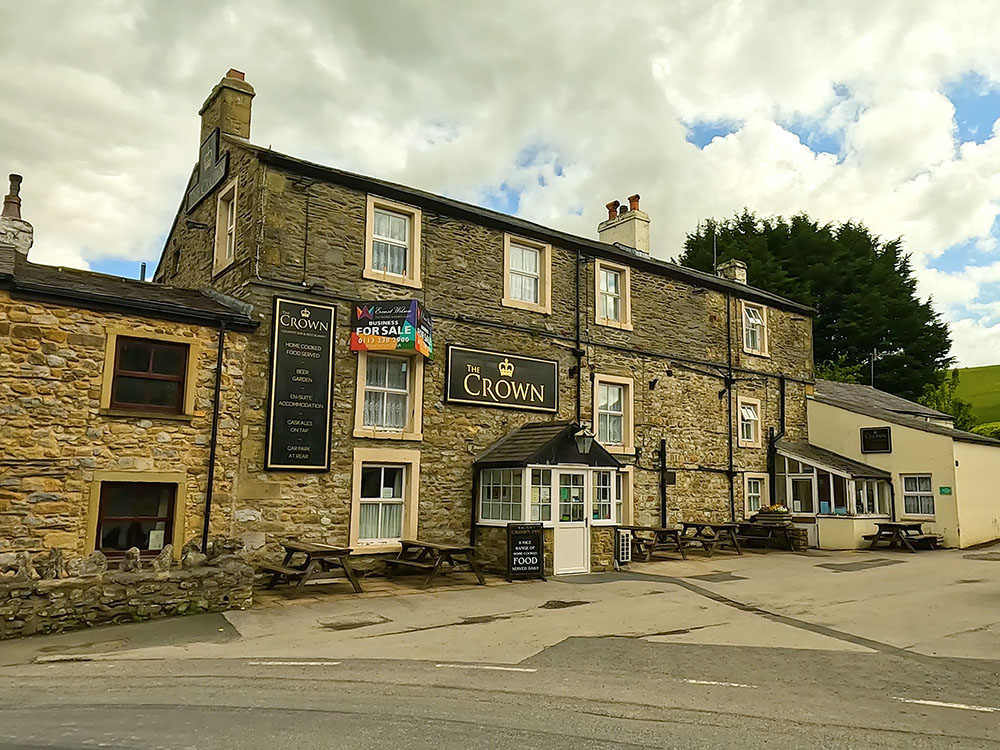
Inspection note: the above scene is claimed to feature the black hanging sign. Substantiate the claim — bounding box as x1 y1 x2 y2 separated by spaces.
506 523 546 581
446 346 558 412
265 297 336 471
860 427 892 454
186 128 229 212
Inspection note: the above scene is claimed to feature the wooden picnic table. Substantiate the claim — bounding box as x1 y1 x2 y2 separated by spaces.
384 539 486 588
681 522 743 557
864 522 941 553
737 522 795 551
259 540 364 593
618 525 687 561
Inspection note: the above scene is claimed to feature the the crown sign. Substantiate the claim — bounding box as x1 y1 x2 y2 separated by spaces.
300 308 311 318
498 358 514 378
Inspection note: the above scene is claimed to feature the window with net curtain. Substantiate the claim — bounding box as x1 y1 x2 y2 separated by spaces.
363 355 409 430
509 242 540 304
359 465 405 542
600 267 622 321
372 208 410 276
598 383 624 445
903 475 935 515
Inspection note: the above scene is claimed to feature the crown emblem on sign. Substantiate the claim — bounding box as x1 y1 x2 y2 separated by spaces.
300 308 310 318
498 358 514 378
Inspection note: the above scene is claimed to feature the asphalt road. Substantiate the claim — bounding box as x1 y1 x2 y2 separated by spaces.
2 641 999 749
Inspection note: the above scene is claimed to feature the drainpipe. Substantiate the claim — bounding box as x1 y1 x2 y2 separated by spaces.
574 247 583 424
470 470 480 547
659 438 667 527
726 292 736 521
768 375 787 505
201 322 227 552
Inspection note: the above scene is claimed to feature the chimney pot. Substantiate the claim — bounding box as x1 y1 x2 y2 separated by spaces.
605 200 620 221
618 204 628 217
0 172 33 256
2 174 22 219
226 68 245 81
628 194 640 211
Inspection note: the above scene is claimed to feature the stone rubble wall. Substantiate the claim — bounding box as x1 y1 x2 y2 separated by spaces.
0 542 253 640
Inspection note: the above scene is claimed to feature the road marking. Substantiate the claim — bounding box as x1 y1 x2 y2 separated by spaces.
681 679 758 689
435 663 537 673
893 697 1000 713
247 661 342 666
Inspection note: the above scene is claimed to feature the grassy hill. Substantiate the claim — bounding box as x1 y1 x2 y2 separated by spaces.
956 364 1000 425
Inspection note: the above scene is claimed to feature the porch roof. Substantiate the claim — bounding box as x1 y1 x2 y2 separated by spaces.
776 439 891 480
475 421 622 469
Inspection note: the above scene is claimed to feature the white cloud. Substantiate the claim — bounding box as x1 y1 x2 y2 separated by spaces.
2 0 1000 365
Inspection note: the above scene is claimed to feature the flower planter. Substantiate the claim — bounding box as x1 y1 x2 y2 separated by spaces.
754 512 792 525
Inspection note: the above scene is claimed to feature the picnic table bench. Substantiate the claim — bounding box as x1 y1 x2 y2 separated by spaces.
863 522 942 553
259 540 364 593
737 521 795 551
384 539 486 588
681 522 743 557
618 525 687 561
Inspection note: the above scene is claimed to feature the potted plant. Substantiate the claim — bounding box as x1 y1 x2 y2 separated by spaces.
754 504 791 524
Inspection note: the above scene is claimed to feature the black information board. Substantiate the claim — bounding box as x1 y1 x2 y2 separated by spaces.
265 297 336 471
506 523 546 581
860 427 892 454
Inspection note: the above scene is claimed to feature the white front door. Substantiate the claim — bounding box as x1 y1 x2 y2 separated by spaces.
553 471 590 574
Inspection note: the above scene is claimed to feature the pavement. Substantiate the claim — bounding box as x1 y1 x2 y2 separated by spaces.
2 546 1000 748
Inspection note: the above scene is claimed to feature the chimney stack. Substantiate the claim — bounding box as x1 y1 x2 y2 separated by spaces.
716 258 748 284
0 174 33 257
200 69 255 142
597 193 650 256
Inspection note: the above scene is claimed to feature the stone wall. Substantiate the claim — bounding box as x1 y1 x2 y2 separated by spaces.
0 289 248 557
0 542 253 640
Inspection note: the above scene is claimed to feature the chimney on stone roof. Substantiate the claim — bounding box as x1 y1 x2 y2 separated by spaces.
200 69 255 142
716 258 748 284
0 174 33 257
597 193 649 256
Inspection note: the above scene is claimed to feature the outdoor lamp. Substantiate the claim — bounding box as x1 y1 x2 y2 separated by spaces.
574 427 595 454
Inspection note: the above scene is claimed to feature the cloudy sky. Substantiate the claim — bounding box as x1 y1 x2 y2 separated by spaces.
3 1 1000 366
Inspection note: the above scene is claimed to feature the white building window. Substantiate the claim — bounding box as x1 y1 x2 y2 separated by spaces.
530 469 552 522
358 465 405 543
213 179 238 274
743 303 767 355
599 267 621 321
902 474 935 516
502 234 550 313
595 260 632 329
592 470 622 523
480 469 524 522
365 195 422 288
597 383 624 446
363 355 409 430
738 398 761 447
746 476 765 513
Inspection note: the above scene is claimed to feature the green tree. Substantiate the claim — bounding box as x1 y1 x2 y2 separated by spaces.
815 354 866 384
919 370 978 431
681 210 953 400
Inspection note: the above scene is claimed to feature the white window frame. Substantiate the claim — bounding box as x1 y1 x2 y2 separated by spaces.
364 195 422 289
350 447 420 551
213 178 238 275
742 301 769 356
737 396 762 448
594 259 632 330
353 351 424 441
744 473 769 515
477 465 631 528
901 474 935 518
593 374 634 455
502 234 551 314
479 468 525 523
357 464 406 545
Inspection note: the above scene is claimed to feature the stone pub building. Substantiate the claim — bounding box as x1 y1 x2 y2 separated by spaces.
149 70 815 575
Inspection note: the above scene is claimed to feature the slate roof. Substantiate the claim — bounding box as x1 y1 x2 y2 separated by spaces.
813 380 1000 447
475 421 621 468
219 135 815 316
3 251 256 330
776 439 891 479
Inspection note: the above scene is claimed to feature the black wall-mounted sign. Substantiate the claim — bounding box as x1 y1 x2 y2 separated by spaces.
265 297 336 471
446 346 558 412
186 128 229 212
860 427 892 454
506 523 546 581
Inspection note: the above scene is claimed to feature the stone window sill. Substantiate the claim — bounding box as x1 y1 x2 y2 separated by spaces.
99 408 195 423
